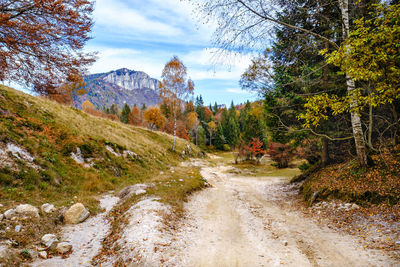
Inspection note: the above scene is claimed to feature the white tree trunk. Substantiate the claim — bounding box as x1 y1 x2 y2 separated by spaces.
339 0 368 166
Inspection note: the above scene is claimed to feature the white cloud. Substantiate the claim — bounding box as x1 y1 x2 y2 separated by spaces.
226 88 255 94
94 0 182 38
182 48 253 80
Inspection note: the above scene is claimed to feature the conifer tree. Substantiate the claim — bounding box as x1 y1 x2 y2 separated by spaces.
120 104 131 124
214 124 226 150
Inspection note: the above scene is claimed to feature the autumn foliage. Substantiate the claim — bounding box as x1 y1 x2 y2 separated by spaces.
128 106 143 126
143 107 167 130
0 0 95 95
267 142 295 168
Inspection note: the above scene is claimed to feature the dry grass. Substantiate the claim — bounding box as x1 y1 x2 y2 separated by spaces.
0 85 202 265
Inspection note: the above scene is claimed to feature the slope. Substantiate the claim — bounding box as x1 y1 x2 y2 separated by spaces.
0 85 200 210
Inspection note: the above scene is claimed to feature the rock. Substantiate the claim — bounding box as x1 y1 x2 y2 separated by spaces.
135 189 146 195
123 150 138 160
0 213 4 221
64 203 90 224
283 240 288 246
351 203 360 209
118 184 148 200
0 245 8 258
41 234 58 249
39 251 47 259
4 209 16 219
41 203 56 214
395 241 400 246
56 242 72 254
15 225 22 232
15 204 39 219
0 203 3 208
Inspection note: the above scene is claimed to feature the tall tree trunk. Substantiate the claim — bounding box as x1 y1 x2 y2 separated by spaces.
338 0 368 167
391 103 399 145
172 112 177 151
368 103 374 149
321 137 330 166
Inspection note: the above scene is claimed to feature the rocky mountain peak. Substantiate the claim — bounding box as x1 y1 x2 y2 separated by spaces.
103 68 159 91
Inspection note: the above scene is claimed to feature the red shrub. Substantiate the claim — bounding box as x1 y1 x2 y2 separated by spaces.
267 142 295 168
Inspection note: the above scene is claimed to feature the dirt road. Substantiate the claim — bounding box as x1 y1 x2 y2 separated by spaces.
174 161 397 267
30 158 398 267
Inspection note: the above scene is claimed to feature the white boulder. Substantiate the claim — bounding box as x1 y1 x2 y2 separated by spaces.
4 209 16 219
41 234 58 249
15 204 39 219
41 203 56 214
64 203 90 224
56 242 72 254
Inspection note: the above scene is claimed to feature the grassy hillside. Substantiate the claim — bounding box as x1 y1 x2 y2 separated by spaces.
0 85 201 211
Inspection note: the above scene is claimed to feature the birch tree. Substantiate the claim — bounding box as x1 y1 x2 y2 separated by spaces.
159 56 194 151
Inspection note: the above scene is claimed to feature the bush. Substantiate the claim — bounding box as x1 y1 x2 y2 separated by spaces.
298 162 311 171
267 142 294 168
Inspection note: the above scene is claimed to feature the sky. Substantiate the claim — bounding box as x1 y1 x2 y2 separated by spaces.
85 0 258 106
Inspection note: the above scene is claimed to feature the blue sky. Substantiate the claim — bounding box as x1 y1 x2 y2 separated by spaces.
85 0 258 106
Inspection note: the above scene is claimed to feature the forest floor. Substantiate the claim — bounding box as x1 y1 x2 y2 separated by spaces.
30 154 399 267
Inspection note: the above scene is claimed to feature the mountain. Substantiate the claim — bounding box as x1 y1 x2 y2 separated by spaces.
73 68 160 110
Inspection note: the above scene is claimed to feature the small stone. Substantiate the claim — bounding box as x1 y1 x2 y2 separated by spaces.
15 204 39 219
41 234 58 249
179 179 183 182
351 204 360 209
283 240 288 246
0 245 8 258
39 251 47 259
0 213 4 221
395 241 400 246
64 203 90 224
15 225 22 232
0 204 3 208
56 242 72 254
135 189 146 195
4 209 16 219
41 203 56 214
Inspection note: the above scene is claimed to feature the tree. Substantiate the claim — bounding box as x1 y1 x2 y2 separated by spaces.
129 106 143 126
207 121 217 145
159 56 194 151
143 107 167 130
197 126 206 147
0 0 96 95
186 111 200 142
303 3 400 146
120 104 131 124
109 104 118 116
189 0 369 166
214 123 226 150
82 100 95 112
195 95 206 122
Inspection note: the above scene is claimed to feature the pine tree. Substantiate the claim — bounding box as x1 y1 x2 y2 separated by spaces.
197 126 206 147
195 95 206 122
214 124 226 150
120 103 131 124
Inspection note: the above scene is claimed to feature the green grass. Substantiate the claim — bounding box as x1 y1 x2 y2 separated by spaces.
0 85 200 209
0 85 202 264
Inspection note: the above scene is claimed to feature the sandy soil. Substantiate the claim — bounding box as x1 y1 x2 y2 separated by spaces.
171 162 398 267
29 158 398 267
31 195 119 267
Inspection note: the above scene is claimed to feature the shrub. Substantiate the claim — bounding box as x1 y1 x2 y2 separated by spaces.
267 142 295 168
